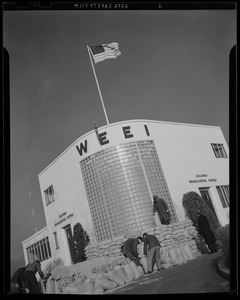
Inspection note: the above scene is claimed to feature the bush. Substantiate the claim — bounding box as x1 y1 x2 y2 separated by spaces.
216 225 230 267
72 222 90 264
182 191 220 233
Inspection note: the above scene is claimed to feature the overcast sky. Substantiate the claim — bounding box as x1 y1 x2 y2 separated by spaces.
3 5 236 273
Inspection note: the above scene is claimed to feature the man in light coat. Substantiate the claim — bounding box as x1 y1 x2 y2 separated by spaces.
143 233 162 273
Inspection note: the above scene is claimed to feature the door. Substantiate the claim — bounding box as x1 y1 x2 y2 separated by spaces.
64 224 74 262
199 187 219 222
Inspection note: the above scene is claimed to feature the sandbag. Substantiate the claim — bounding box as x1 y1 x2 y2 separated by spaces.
138 265 144 276
129 261 142 279
45 276 52 294
54 280 61 294
93 282 105 294
122 264 135 281
114 265 129 283
158 236 166 243
107 270 125 286
161 263 171 269
62 283 81 294
154 213 161 226
40 279 46 294
137 243 145 258
140 256 148 273
183 244 194 260
50 278 55 294
168 248 178 261
164 234 172 240
160 250 171 265
94 272 109 281
179 244 189 261
175 247 186 264
95 278 117 290
83 280 94 294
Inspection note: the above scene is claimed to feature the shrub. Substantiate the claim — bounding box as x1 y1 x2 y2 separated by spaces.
182 191 220 233
72 222 90 264
216 224 230 267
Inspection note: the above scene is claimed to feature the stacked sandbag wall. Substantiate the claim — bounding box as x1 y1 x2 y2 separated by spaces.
85 219 200 263
84 235 125 262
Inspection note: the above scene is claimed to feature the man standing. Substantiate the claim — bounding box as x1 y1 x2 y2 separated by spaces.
153 195 170 225
121 237 141 267
143 233 162 273
197 209 218 254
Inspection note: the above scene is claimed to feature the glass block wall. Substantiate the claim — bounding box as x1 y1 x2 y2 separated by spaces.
138 140 178 223
80 140 177 242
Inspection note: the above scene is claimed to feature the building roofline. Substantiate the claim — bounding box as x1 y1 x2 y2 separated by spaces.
38 119 221 177
22 225 49 245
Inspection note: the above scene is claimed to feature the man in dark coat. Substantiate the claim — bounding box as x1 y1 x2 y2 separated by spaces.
143 233 162 273
24 260 45 294
197 210 218 254
121 238 141 266
153 195 170 225
10 267 28 294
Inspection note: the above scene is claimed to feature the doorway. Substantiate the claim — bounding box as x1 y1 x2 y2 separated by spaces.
199 187 219 222
63 224 74 262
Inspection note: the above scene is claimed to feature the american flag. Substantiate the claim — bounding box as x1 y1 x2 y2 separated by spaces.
89 42 121 64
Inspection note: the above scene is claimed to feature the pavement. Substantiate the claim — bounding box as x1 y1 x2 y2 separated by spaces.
106 251 231 294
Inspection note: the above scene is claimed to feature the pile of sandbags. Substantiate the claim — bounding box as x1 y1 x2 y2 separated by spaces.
51 256 113 279
44 219 201 294
152 219 200 268
43 258 144 294
84 235 125 261
84 219 200 264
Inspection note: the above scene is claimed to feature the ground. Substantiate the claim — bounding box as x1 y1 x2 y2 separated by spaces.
105 251 231 294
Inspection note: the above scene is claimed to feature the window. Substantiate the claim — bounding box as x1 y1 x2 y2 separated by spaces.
211 143 227 158
26 237 52 263
53 232 59 249
44 185 55 206
216 185 229 208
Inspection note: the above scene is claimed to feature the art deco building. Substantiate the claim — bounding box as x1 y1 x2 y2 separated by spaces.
22 119 229 267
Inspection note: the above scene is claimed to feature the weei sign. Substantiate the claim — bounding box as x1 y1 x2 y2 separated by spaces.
76 124 150 157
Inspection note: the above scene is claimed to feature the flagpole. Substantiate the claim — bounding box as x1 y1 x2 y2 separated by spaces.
87 45 110 125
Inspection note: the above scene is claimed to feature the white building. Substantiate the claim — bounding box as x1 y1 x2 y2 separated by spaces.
22 119 229 268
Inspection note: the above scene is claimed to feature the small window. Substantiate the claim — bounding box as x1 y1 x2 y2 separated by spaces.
54 232 59 249
26 237 52 263
211 143 227 158
44 185 55 206
216 185 229 208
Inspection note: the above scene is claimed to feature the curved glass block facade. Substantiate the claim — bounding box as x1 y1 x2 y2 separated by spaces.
80 140 177 242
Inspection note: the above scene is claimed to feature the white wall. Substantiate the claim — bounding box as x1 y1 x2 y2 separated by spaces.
36 119 229 264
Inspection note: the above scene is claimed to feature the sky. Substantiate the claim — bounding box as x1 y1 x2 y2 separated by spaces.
3 4 236 275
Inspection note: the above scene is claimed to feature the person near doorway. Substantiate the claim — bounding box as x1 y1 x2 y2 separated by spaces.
24 260 47 293
196 209 218 254
143 232 162 273
153 195 170 225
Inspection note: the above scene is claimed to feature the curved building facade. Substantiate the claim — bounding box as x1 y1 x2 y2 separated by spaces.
80 140 178 242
